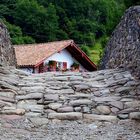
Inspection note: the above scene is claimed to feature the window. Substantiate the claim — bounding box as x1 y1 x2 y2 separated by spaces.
63 62 67 70
57 62 62 69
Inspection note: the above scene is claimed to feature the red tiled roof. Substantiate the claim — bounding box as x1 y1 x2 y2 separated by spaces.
14 40 97 71
14 40 73 66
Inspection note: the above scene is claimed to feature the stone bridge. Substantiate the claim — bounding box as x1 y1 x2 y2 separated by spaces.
0 66 140 122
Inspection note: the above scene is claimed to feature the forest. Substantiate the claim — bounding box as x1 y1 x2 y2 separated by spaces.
0 0 139 64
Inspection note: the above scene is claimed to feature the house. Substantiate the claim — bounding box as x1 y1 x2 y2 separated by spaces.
14 40 97 73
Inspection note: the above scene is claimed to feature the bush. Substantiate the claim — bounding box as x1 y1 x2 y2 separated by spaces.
80 45 90 56
100 36 109 48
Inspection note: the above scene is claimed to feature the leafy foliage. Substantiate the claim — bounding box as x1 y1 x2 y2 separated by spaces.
124 0 140 7
81 45 90 56
4 19 35 44
0 0 128 45
0 0 136 64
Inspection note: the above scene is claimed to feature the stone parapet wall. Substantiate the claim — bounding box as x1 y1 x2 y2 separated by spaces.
0 21 16 66
101 6 140 79
0 67 140 121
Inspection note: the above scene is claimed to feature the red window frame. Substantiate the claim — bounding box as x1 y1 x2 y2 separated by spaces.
63 62 67 70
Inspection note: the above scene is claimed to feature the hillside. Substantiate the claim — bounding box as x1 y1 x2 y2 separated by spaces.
0 0 137 65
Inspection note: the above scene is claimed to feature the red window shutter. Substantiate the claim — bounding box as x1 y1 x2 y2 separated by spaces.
63 62 67 69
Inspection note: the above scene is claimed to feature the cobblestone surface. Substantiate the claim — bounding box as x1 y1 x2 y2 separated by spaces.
0 67 140 121
1 67 140 139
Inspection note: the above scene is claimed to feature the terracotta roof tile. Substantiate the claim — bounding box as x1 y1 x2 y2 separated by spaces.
14 40 73 66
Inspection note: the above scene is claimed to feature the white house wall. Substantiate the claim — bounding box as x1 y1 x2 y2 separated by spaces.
20 49 87 73
44 49 86 71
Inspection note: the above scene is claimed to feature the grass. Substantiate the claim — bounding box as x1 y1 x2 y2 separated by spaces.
89 42 104 66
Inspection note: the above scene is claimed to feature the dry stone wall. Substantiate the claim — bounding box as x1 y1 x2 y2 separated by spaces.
0 20 16 66
0 67 140 121
101 6 140 79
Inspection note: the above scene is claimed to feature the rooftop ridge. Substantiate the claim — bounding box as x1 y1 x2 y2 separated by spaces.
14 39 73 47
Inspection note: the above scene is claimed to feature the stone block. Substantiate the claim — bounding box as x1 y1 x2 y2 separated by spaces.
109 101 124 110
74 107 81 112
111 107 119 114
69 99 92 106
17 100 43 112
0 92 15 98
73 85 90 92
115 87 133 93
96 105 111 115
129 112 140 120
1 109 25 115
68 93 92 98
118 114 129 119
48 103 62 110
16 93 43 100
44 94 59 101
124 101 140 108
69 76 83 81
118 108 139 114
25 112 41 117
45 89 74 95
94 96 121 102
84 114 118 122
21 86 44 93
0 96 15 103
57 106 74 113
48 112 83 120
82 106 90 113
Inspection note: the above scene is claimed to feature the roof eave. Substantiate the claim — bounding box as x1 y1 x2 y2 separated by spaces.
70 42 97 70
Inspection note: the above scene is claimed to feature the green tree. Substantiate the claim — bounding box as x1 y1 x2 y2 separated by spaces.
0 0 16 20
4 20 35 44
45 3 59 41
13 0 59 42
0 0 128 52
81 45 90 56
123 0 140 7
90 0 125 35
